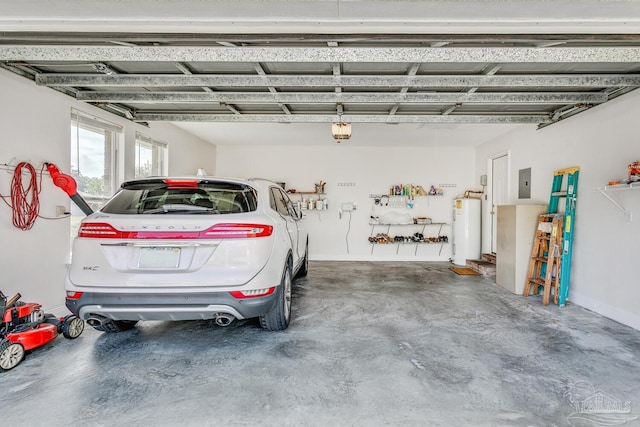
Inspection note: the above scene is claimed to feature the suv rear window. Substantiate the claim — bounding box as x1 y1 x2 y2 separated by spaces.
100 179 258 215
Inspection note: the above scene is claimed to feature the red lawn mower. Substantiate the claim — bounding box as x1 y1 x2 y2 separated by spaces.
0 290 84 371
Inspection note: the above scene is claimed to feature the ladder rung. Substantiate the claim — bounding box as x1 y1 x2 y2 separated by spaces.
551 191 568 197
554 166 580 176
528 277 556 286
532 257 549 262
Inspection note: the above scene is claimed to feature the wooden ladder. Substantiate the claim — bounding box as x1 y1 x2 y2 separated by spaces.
523 214 564 305
548 167 579 306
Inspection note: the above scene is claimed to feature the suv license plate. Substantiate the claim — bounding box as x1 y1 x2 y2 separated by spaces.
138 247 181 268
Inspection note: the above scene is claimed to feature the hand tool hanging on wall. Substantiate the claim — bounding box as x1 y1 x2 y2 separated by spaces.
45 163 94 215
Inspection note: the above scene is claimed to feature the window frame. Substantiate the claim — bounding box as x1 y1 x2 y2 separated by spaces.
134 133 168 178
70 109 122 209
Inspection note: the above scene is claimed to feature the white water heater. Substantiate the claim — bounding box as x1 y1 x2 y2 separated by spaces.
452 198 481 266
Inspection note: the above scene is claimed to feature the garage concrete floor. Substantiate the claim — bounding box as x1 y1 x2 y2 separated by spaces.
2 262 639 426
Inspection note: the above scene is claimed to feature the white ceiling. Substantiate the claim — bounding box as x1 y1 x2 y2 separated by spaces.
174 122 524 147
3 0 640 34
1 0 639 147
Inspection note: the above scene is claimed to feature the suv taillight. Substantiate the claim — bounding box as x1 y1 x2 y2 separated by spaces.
66 291 84 300
78 222 122 238
77 222 273 239
230 287 276 299
199 223 273 239
163 179 198 188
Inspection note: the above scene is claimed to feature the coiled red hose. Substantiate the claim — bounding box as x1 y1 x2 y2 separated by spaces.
10 162 41 230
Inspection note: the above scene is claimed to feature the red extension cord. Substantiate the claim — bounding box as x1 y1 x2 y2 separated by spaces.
1 162 43 230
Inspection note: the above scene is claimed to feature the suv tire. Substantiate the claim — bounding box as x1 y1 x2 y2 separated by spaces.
259 262 292 331
296 240 309 278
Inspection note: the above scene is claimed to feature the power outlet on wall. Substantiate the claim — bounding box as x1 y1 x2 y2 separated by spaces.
339 202 356 219
341 202 355 212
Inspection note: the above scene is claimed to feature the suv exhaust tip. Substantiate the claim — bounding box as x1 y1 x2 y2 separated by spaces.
86 315 105 327
214 313 235 327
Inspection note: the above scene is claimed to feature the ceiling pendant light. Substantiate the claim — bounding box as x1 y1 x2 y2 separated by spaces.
332 122 352 141
332 107 351 143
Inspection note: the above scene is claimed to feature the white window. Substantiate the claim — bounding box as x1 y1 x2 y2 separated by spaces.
70 110 121 241
135 133 168 178
71 110 121 208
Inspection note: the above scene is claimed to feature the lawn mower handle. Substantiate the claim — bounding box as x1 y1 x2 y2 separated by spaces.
0 292 21 315
5 293 21 309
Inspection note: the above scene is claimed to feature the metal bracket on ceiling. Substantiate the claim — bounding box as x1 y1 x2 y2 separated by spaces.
93 63 117 75
539 103 594 129
96 102 134 120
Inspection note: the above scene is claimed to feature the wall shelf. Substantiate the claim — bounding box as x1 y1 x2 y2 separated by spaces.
369 193 443 209
369 193 443 198
287 191 328 212
596 182 640 222
290 191 325 195
369 222 449 255
369 222 448 227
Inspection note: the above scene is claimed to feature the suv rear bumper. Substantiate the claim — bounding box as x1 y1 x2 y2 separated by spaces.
66 290 279 322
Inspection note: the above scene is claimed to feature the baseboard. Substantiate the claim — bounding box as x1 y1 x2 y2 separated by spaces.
569 292 640 331
310 255 450 262
46 304 70 317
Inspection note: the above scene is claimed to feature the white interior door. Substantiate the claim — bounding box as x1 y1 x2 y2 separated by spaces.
491 154 509 253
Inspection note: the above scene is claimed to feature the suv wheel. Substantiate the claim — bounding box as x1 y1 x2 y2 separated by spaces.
259 262 292 331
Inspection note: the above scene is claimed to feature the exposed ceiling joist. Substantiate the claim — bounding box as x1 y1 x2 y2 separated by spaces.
390 63 421 116
220 103 241 115
467 63 501 94
253 62 291 114
75 91 607 104
175 61 213 93
2 33 639 126
133 113 553 124
35 73 640 88
3 46 640 63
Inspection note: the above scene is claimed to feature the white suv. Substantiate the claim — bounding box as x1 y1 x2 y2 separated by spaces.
65 177 308 332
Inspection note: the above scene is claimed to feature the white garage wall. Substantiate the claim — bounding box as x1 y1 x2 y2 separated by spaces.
0 69 216 314
6 57 636 331
216 143 478 261
475 89 640 330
